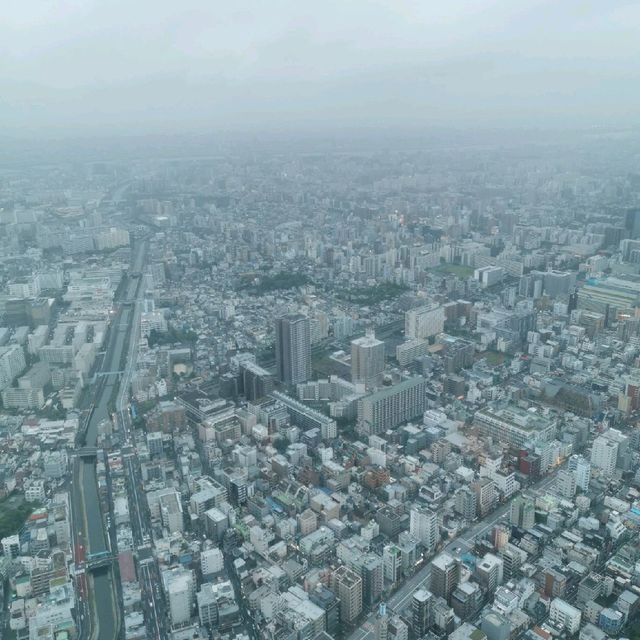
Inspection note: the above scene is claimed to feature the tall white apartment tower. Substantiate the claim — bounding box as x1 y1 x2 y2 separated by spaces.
275 313 312 385
351 329 385 389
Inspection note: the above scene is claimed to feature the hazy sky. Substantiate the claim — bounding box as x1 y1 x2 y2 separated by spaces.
2 0 639 136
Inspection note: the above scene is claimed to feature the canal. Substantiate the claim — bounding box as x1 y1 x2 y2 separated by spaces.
75 243 144 639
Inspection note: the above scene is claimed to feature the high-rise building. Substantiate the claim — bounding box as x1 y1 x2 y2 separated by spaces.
543 271 576 298
275 313 312 385
201 547 224 578
432 596 456 634
351 330 385 389
409 506 438 551
388 615 409 640
471 478 497 517
163 567 195 625
375 603 389 640
310 585 340 636
491 524 510 550
625 208 640 239
405 303 445 340
412 588 433 637
454 487 478 521
1 534 20 558
591 428 630 473
0 345 27 391
360 554 383 609
239 361 274 401
568 454 591 491
451 582 482 621
499 543 526 580
332 565 363 625
357 376 427 435
430 553 460 603
383 544 402 584
453 485 477 519
474 553 503 593
556 470 576 499
510 495 535 529
591 433 619 475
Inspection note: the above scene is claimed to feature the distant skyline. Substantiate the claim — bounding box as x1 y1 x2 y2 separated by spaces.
2 0 640 136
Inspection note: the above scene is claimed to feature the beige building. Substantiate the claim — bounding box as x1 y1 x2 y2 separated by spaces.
332 565 363 625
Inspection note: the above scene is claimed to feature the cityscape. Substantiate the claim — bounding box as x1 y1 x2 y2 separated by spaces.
2 2 640 640
0 134 640 640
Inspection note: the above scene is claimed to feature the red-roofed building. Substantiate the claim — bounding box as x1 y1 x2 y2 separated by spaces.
118 551 136 583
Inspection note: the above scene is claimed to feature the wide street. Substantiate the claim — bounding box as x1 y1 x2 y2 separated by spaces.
115 250 168 639
347 468 561 640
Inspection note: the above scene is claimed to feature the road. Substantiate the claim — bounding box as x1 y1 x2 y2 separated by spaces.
112 250 168 639
347 468 561 640
121 442 168 640
225 552 259 640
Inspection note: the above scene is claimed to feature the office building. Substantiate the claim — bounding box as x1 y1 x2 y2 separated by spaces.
332 565 363 625
351 330 385 389
500 543 526 580
474 553 503 593
591 428 629 473
510 495 535 529
430 553 460 603
569 454 591 491
598 608 625 635
412 588 433 637
474 265 504 288
409 506 438 551
577 277 640 325
197 581 239 629
383 544 402 585
201 547 224 578
375 603 389 640
388 615 408 640
454 487 478 521
275 313 312 385
163 567 195 625
281 587 326 638
472 478 497 517
360 554 384 609
591 433 619 475
310 585 340 636
549 597 581 634
556 469 576 498
474 404 556 448
451 582 482 621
